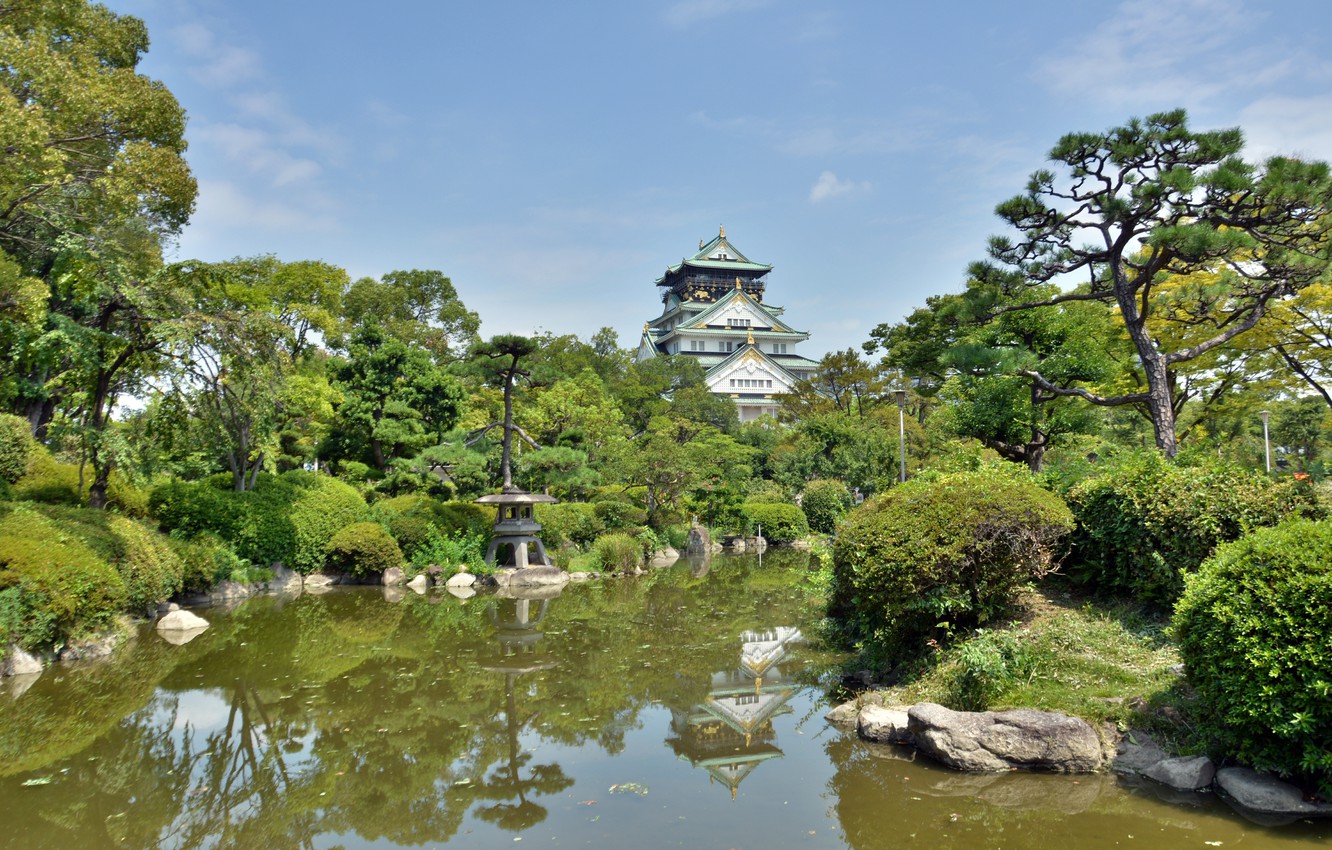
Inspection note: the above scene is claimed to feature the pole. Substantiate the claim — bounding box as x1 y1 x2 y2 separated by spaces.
1260 410 1271 473
894 389 907 483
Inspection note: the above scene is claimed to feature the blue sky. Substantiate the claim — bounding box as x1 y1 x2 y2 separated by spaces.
115 0 1332 359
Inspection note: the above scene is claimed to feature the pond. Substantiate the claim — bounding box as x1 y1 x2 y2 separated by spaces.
1 552 1327 849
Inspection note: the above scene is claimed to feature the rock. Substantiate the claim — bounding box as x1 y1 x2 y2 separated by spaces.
491 568 516 587
3 646 44 677
567 571 598 582
269 564 303 592
724 536 747 553
157 602 181 614
382 586 406 604
744 535 767 552
508 566 569 587
59 632 122 661
824 700 860 726
908 702 1104 773
407 574 429 593
648 546 679 567
213 580 252 600
787 539 813 551
157 609 210 631
158 627 207 646
1216 767 1332 819
2 671 40 699
685 525 712 554
446 585 477 600
858 705 913 744
1144 755 1216 791
304 572 339 589
1167 663 1186 676
1112 729 1167 775
445 572 477 588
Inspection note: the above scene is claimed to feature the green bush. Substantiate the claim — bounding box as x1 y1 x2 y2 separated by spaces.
385 513 434 558
0 414 34 484
591 498 647 531
1065 451 1320 604
12 451 81 505
1174 519 1332 795
830 465 1074 659
800 479 852 535
537 502 605 548
326 522 404 577
0 505 127 649
43 507 182 614
411 528 487 574
150 471 367 573
283 471 367 572
592 532 642 573
740 502 809 543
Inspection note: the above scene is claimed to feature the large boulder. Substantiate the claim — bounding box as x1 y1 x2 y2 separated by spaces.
648 547 679 568
3 646 44 677
1111 729 1167 775
445 572 477 588
858 705 913 744
908 702 1103 773
685 525 712 554
157 609 210 631
508 566 569 587
1215 767 1332 820
1144 755 1216 791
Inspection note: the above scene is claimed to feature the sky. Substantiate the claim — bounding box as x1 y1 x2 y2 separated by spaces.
112 0 1332 359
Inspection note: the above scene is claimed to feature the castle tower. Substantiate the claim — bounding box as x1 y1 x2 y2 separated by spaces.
635 228 818 422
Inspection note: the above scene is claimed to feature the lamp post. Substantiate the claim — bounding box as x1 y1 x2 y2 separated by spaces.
894 389 907 483
1259 410 1271 473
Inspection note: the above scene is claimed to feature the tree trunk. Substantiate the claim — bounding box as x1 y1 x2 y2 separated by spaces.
1114 270 1178 457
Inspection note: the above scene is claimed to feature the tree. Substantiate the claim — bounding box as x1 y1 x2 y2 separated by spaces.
971 109 1332 456
341 269 479 362
467 334 542 491
328 325 464 472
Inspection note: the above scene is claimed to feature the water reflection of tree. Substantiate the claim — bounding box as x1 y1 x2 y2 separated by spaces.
3 553 824 849
471 591 574 831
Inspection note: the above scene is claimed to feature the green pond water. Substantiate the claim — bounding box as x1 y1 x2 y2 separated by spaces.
1 551 1327 850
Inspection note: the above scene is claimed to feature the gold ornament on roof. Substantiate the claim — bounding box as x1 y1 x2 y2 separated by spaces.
719 224 725 238
747 329 755 346
735 277 742 289
643 322 649 332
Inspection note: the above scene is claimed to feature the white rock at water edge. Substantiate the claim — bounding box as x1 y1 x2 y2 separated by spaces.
157 610 210 631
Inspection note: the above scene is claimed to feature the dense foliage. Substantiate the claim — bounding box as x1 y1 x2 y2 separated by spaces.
800 479 851 534
1063 452 1320 604
830 465 1074 659
739 502 809 543
1174 518 1332 794
326 522 405 577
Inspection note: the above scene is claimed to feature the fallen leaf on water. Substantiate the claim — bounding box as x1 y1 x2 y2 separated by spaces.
21 777 52 787
578 800 597 806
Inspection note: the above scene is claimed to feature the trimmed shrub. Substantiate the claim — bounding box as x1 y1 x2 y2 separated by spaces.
326 522 404 577
800 479 852 535
592 532 642 573
44 507 183 614
0 505 127 648
150 471 367 573
0 414 34 484
283 471 367 572
169 534 235 593
12 451 81 505
537 502 604 548
830 465 1074 658
591 498 647 531
1066 452 1320 604
1174 518 1332 795
740 502 809 543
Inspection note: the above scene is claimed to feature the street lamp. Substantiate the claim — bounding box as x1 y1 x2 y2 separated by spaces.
894 389 907 483
1259 410 1271 473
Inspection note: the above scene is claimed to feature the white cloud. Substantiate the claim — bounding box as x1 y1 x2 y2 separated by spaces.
193 123 323 186
809 170 869 203
1033 0 1292 107
1239 95 1332 160
184 178 340 247
172 22 262 87
663 0 774 29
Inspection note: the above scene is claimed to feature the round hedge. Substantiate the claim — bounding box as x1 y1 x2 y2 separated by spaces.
0 414 34 485
740 502 809 543
326 522 404 577
831 465 1073 657
1174 518 1332 794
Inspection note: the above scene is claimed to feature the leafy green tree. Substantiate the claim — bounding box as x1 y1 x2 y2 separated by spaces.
615 355 736 434
341 269 479 362
327 325 464 472
467 334 541 491
971 109 1332 456
0 1 195 436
